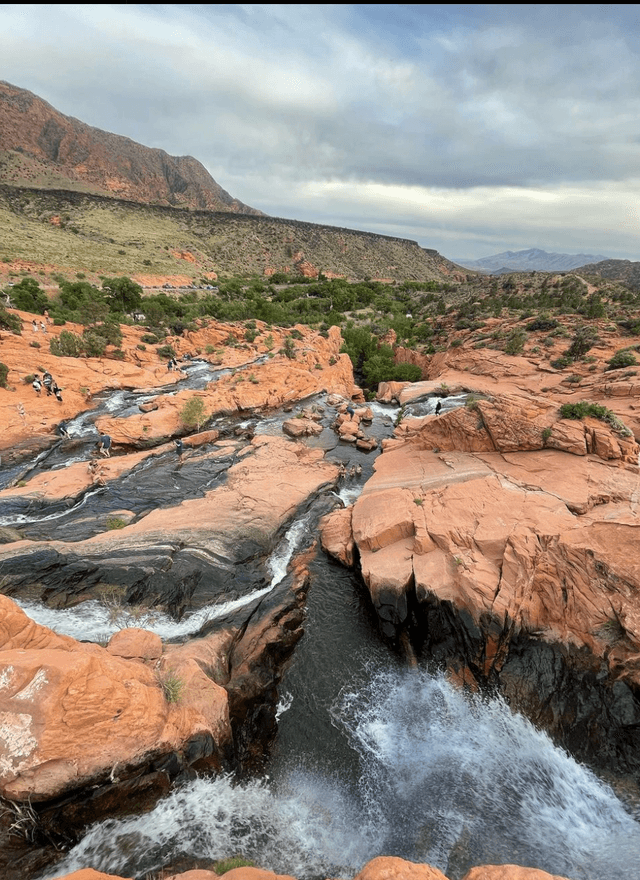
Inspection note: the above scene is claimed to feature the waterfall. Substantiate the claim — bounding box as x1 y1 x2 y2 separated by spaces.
43 667 640 880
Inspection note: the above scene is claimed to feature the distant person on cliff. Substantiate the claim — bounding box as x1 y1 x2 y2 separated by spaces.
174 437 184 461
435 400 442 416
40 321 47 333
32 375 42 395
53 384 63 402
97 434 111 457
42 371 53 395
167 359 174 371
32 319 38 333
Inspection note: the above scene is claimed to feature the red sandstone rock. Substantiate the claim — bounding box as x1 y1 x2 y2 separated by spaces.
354 856 448 880
107 628 163 663
461 866 569 880
0 597 231 801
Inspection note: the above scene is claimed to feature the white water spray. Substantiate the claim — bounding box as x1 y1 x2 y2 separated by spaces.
43 667 640 880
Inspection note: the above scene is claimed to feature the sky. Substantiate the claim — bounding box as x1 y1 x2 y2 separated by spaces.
1 3 639 262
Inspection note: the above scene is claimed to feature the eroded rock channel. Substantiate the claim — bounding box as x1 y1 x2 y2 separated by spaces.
1 314 640 880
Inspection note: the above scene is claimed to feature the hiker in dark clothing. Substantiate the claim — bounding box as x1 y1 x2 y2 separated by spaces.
174 438 184 461
54 386 63 402
56 421 70 439
435 400 442 416
32 376 42 395
167 359 174 371
42 372 53 395
98 434 111 457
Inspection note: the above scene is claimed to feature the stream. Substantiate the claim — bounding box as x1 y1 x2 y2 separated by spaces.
2 383 639 880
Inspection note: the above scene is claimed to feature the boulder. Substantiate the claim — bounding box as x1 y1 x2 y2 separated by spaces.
354 856 448 880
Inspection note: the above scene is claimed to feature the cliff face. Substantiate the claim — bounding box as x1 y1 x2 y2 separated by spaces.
0 81 261 214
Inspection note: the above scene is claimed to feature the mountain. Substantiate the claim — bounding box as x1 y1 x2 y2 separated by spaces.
0 80 261 214
454 247 609 274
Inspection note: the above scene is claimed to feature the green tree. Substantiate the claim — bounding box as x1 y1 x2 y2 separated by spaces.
102 276 143 313
10 277 48 314
180 396 207 431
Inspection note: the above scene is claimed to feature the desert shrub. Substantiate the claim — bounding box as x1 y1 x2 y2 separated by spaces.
9 277 49 314
0 306 22 334
606 349 638 371
504 328 526 355
50 330 83 358
180 395 207 430
0 362 8 387
566 324 598 359
214 858 255 875
526 314 559 332
156 344 177 359
106 517 126 530
244 328 258 343
81 331 107 358
141 333 159 344
157 668 185 703
559 401 632 436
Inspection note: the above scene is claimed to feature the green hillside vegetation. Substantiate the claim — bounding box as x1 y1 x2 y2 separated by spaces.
5 260 640 393
0 185 460 283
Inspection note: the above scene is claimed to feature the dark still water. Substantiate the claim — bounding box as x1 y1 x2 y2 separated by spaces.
43 549 640 880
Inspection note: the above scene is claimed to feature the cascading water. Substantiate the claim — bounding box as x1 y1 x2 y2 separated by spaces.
9 386 640 880
43 667 640 880
14 513 314 643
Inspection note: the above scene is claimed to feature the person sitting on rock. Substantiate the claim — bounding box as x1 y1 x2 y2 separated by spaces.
435 400 442 416
56 421 70 439
174 437 184 461
97 434 112 457
32 375 42 395
346 405 355 418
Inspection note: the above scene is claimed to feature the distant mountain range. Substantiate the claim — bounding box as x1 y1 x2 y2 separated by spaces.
0 80 262 214
454 248 609 274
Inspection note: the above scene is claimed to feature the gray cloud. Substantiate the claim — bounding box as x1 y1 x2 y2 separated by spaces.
0 3 638 260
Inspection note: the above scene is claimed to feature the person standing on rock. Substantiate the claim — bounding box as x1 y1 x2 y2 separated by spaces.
32 319 38 333
32 375 42 395
97 434 111 457
40 321 47 333
42 371 53 395
56 421 70 439
174 437 184 461
53 385 63 402
435 400 442 416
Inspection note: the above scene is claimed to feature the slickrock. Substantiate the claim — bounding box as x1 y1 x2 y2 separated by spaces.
51 860 571 880
461 868 569 880
321 394 640 774
354 858 449 880
0 596 231 802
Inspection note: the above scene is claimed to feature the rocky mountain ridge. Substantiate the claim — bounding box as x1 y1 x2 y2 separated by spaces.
455 247 609 274
0 80 261 214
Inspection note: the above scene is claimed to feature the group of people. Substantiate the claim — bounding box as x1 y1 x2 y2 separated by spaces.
338 462 362 479
33 371 63 401
31 319 47 334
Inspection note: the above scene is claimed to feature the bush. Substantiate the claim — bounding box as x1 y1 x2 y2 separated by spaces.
504 328 526 355
0 306 22 335
559 401 632 436
606 349 638 371
0 362 8 388
50 330 84 358
180 395 207 430
156 344 177 360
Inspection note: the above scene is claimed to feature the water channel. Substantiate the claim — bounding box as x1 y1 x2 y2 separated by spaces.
1 375 639 880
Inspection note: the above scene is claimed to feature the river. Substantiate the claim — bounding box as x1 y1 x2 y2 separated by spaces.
2 384 640 880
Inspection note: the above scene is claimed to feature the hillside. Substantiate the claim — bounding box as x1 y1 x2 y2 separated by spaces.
0 80 261 214
455 247 609 274
578 258 640 291
0 185 464 284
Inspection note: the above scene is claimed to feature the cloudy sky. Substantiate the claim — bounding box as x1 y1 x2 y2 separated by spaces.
1 4 639 261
